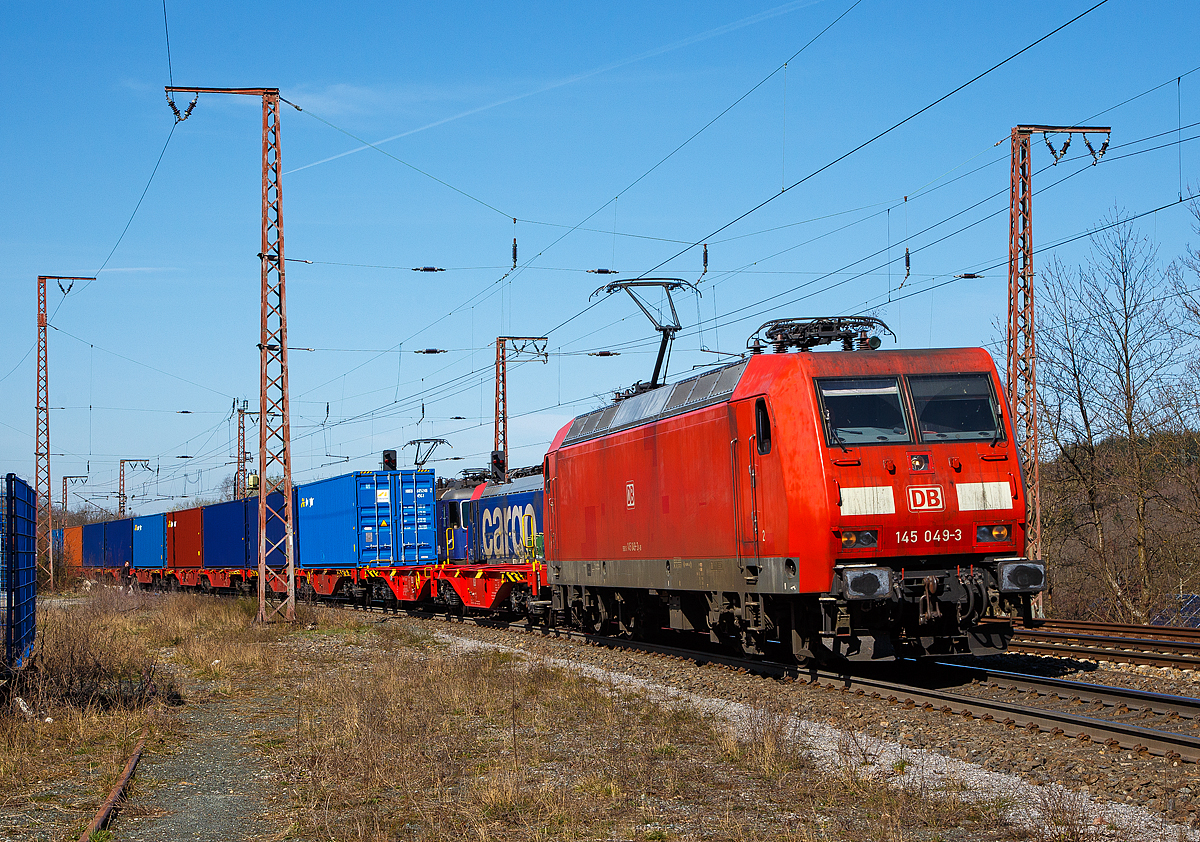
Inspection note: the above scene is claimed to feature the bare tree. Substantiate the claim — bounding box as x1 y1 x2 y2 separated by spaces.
1038 212 1185 622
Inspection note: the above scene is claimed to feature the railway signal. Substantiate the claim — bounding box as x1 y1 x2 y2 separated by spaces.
165 85 300 622
382 449 398 471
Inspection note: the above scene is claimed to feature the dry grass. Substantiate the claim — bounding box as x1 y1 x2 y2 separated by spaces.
270 647 723 841
0 594 1154 841
0 589 187 808
266 632 1043 842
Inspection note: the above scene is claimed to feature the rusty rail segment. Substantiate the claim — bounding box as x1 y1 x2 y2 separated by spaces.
76 729 148 842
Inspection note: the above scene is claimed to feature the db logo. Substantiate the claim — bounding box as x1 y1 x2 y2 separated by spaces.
626 481 635 509
906 486 945 512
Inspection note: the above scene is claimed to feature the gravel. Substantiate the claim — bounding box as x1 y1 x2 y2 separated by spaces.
117 675 287 842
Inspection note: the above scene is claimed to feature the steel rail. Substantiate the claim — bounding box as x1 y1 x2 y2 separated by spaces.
75 728 149 842
931 662 1200 720
88 591 1200 765
802 670 1200 763
1027 620 1200 641
1006 638 1200 669
1014 630 1200 656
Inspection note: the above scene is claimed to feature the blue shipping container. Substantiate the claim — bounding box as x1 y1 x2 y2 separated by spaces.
104 519 134 569
51 528 63 558
247 492 287 570
204 492 287 569
132 514 166 569
203 498 249 568
82 523 105 567
295 471 435 568
4 473 38 670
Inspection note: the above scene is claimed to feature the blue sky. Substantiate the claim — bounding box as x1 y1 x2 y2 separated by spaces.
2 1 1198 515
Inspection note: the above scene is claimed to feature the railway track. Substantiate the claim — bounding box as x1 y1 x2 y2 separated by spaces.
367 604 1200 765
1006 618 1200 669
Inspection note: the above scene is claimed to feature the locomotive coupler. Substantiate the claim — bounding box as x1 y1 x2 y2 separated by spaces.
918 575 942 625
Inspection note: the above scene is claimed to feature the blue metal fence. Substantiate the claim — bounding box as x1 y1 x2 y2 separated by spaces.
3 473 37 671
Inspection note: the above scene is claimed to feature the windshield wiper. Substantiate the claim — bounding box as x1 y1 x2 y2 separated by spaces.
830 429 850 453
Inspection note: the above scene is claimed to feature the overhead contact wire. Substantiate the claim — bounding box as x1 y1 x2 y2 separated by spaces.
635 0 1113 279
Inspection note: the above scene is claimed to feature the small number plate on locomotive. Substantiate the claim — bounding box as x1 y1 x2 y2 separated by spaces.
895 528 963 544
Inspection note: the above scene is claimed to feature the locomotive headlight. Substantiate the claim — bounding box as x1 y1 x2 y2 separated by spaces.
840 529 878 549
976 524 1011 543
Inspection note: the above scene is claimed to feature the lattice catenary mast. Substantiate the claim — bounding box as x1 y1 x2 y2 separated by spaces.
235 401 250 499
61 476 86 512
166 85 298 622
1007 124 1109 567
36 275 92 589
118 459 150 517
494 337 547 483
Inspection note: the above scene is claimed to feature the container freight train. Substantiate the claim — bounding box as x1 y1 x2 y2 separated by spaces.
59 317 1045 663
57 468 548 614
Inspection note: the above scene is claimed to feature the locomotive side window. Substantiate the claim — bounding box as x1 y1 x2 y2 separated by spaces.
908 374 1003 442
816 378 912 445
755 398 772 455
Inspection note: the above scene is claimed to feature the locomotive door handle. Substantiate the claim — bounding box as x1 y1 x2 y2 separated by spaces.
747 435 757 486
1007 472 1018 500
833 479 842 507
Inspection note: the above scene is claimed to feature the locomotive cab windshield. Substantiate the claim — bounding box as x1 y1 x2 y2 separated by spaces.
909 373 1003 442
816 377 911 444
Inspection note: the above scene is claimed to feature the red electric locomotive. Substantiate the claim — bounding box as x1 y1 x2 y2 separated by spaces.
544 317 1045 662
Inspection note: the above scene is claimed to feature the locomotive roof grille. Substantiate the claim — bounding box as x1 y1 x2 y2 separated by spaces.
748 316 894 353
564 359 748 445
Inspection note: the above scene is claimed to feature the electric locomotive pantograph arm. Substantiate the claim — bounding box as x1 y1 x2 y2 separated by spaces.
590 278 700 388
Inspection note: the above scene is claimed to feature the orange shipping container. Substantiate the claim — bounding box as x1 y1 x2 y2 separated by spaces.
63 526 83 571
